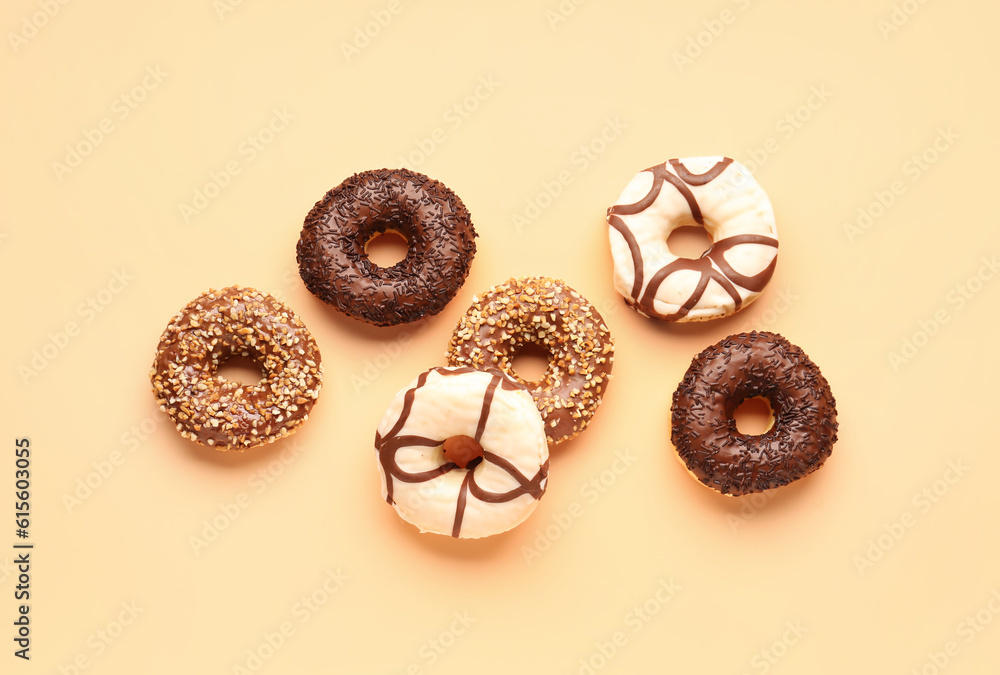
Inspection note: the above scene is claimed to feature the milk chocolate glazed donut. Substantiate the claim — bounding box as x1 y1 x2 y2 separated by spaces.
446 276 614 445
150 286 323 450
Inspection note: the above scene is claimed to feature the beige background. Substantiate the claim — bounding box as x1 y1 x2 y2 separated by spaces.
3 1 999 672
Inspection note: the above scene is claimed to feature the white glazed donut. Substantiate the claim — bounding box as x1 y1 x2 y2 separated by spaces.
374 366 549 539
607 157 779 322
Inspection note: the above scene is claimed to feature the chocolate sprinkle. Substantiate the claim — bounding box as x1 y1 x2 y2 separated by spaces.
296 168 477 327
670 331 838 496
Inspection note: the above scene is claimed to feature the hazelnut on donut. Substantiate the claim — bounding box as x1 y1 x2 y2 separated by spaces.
150 286 323 450
446 276 614 445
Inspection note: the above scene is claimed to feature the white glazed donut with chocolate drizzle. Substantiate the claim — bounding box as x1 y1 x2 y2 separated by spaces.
375 367 549 539
607 157 779 322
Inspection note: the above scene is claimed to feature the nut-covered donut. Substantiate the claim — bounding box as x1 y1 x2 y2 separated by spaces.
607 157 779 322
671 331 838 496
446 276 614 445
296 168 477 327
150 286 323 450
375 367 549 539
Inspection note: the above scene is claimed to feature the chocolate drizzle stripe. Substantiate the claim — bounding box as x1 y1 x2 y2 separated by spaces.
452 472 473 537
469 453 549 503
474 376 500 443
659 166 703 224
375 368 546 537
608 214 644 300
669 157 734 186
639 256 744 321
610 160 733 228
381 369 431 443
670 267 712 321
709 234 779 291
607 167 668 216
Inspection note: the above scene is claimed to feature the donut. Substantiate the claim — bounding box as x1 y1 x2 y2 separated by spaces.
296 168 477 327
446 276 614 445
607 156 779 322
670 331 838 496
375 366 549 539
150 286 323 450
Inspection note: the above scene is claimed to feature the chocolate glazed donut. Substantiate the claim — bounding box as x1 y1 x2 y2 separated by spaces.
671 331 838 496
296 168 477 327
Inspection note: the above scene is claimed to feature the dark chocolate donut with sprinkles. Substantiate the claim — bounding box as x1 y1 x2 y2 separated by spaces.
671 331 838 496
296 168 477 326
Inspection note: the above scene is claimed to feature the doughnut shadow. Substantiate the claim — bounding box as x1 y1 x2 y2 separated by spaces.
171 419 308 470
389 516 525 561
298 285 437 344
668 448 820 523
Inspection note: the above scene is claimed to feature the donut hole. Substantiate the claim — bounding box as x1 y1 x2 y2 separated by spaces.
443 435 484 469
667 225 713 259
733 396 775 436
510 342 550 383
216 355 266 387
365 229 409 268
